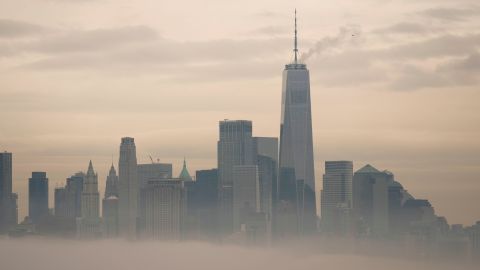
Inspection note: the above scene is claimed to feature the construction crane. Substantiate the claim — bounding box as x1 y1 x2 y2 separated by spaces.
149 155 160 164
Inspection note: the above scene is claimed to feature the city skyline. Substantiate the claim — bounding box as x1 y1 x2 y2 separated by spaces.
1 0 480 228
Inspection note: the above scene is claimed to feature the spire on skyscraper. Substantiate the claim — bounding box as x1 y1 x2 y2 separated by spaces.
294 9 298 64
179 158 192 181
87 160 95 176
109 163 116 175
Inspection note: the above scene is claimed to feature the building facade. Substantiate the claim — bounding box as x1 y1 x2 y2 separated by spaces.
321 161 353 234
0 152 16 233
103 164 119 237
28 172 49 224
217 120 254 234
278 13 316 236
232 165 260 232
353 164 389 237
118 137 138 239
143 179 185 240
77 161 101 238
104 164 119 198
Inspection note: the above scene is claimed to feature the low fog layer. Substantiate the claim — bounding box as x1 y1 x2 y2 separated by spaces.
0 239 476 270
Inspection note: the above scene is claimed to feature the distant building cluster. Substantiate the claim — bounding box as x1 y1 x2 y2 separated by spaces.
0 13 478 263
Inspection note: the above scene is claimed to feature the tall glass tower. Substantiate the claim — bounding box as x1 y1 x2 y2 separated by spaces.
217 120 254 234
118 137 138 239
278 10 316 236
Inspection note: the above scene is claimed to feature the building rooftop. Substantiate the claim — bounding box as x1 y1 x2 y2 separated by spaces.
178 158 192 181
355 164 381 174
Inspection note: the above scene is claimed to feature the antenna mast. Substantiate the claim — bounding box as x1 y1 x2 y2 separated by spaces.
294 9 298 64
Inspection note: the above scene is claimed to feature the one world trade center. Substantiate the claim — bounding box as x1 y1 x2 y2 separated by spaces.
277 10 316 237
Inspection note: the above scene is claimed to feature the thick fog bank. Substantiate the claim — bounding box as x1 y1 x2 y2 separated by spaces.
0 239 476 270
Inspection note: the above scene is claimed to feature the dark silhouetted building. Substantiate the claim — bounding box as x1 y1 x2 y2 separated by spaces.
233 165 259 232
353 165 389 237
0 152 17 233
28 172 49 224
54 187 67 218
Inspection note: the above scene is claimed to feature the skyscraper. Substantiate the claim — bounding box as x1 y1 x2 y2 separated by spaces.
77 161 101 238
137 162 172 234
28 172 49 224
118 137 138 239
103 164 119 237
278 11 316 235
353 164 389 237
103 196 119 238
232 165 260 232
193 169 219 238
143 179 185 240
253 137 278 241
0 152 16 233
321 161 353 234
65 172 85 219
54 187 67 218
217 120 254 234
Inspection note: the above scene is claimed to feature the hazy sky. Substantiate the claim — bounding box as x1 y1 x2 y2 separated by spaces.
0 0 479 225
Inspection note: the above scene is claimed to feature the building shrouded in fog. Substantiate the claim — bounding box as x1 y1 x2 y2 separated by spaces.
143 179 185 240
65 172 85 219
118 137 138 239
103 195 119 238
353 164 389 237
104 164 119 198
232 165 260 232
278 11 317 236
253 137 278 242
54 187 67 218
28 172 49 224
77 161 101 238
0 152 17 233
137 163 172 189
103 164 119 237
321 161 353 235
137 162 172 234
218 120 254 234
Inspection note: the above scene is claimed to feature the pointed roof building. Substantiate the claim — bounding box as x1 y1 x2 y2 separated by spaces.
86 160 96 177
355 164 381 174
179 158 192 181
105 163 119 198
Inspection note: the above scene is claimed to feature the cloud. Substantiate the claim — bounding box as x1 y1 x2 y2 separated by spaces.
0 19 46 38
373 22 441 35
439 52 480 71
27 25 158 53
249 25 289 36
252 11 285 18
305 31 480 90
421 6 480 21
1 14 480 91
382 33 480 60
